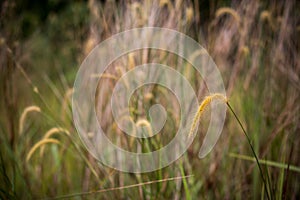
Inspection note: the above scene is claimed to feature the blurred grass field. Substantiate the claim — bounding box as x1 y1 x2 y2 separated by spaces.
0 0 299 199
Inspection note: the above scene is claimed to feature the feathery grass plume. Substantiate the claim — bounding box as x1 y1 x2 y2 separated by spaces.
215 7 241 26
260 10 276 30
136 119 153 137
144 92 153 102
83 37 97 56
39 127 70 156
131 2 146 27
33 87 39 94
19 106 41 135
175 0 183 11
185 7 194 24
159 0 174 15
159 0 170 7
43 127 70 139
190 94 271 199
189 93 227 138
128 53 136 70
26 138 60 162
0 37 5 45
241 46 250 57
87 132 94 139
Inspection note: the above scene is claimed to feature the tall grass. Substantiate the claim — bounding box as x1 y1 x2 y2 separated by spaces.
0 0 299 199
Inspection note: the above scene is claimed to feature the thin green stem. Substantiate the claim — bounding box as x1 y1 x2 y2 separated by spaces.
227 102 270 200
229 153 300 173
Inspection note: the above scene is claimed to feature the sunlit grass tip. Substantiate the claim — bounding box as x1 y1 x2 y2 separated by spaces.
39 127 70 156
19 105 41 135
189 93 227 138
26 138 60 162
215 7 241 25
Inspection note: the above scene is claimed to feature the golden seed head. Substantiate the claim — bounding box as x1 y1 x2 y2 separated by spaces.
159 0 169 7
144 92 154 101
33 87 39 93
186 7 194 23
241 46 250 56
260 11 271 21
27 138 60 162
19 106 41 135
215 7 241 25
188 93 227 137
128 53 136 70
0 37 5 45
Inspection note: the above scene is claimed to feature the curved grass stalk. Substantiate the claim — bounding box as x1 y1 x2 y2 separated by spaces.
189 93 227 137
13 52 101 182
215 7 241 25
26 138 60 162
260 11 276 30
189 93 270 199
39 127 70 156
43 127 70 139
19 106 41 135
226 102 271 200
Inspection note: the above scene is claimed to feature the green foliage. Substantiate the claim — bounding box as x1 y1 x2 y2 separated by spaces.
0 0 299 199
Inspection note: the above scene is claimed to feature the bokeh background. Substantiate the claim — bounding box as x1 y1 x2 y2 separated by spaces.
0 0 299 199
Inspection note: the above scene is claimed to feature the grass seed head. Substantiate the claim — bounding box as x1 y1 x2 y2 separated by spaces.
189 93 227 138
19 105 41 135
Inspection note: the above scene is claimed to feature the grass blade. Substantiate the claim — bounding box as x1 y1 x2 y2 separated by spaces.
44 175 194 200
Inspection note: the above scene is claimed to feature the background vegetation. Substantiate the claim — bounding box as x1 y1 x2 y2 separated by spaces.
0 0 299 199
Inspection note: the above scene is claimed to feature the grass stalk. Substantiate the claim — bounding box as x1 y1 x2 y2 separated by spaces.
229 153 300 173
19 106 41 135
226 102 271 200
26 139 60 162
189 93 272 199
46 175 194 200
